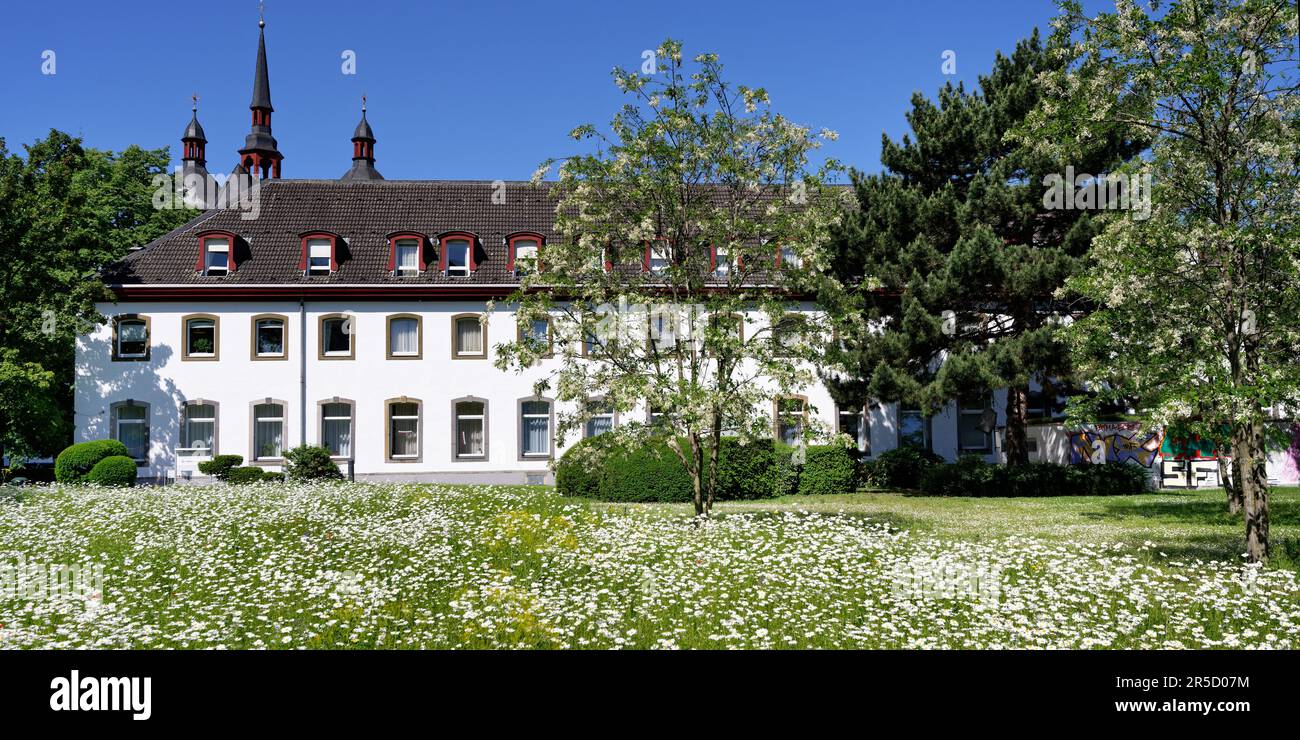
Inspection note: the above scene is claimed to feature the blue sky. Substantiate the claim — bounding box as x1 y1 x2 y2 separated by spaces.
1 0 1074 180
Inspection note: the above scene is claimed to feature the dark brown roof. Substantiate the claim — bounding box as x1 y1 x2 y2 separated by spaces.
107 179 558 286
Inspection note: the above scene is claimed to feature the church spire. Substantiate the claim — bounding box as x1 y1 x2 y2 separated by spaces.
341 95 384 180
237 7 283 179
181 95 215 209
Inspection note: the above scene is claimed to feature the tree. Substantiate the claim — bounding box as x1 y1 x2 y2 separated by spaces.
820 32 1143 465
495 39 845 517
0 130 193 470
1022 0 1300 561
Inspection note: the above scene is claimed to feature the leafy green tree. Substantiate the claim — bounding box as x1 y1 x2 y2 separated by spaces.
821 32 1143 465
1022 0 1299 561
495 39 845 517
0 130 193 469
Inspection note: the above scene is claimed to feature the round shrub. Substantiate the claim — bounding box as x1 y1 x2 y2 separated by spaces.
555 436 610 498
283 444 343 482
797 444 859 496
197 454 243 480
86 455 138 487
715 438 781 500
227 466 271 485
55 440 131 483
871 446 943 490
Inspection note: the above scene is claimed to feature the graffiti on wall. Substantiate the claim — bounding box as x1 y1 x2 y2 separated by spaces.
1068 423 1163 468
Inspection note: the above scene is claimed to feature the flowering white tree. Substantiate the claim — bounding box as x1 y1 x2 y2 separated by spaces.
495 39 845 517
1022 0 1300 561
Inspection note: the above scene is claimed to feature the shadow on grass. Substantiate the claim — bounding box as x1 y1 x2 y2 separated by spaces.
1088 495 1300 527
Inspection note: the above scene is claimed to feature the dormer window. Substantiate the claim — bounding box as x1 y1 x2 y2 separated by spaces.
299 233 340 276
196 231 238 276
507 233 543 275
308 239 332 275
713 244 733 277
778 245 802 269
646 240 671 274
387 233 427 276
445 239 470 276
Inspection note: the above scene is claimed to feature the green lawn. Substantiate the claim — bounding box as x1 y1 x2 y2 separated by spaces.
2 482 1298 649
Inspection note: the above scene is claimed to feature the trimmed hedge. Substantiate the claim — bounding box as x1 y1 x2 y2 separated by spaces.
87 455 139 487
869 446 944 490
284 445 343 482
919 457 1152 497
556 437 863 502
55 440 131 483
227 466 274 485
797 445 859 496
198 454 243 480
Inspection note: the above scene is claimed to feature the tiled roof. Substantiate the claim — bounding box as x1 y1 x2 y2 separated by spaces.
106 179 559 286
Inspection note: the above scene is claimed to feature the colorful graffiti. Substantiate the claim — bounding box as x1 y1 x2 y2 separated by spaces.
1069 423 1163 468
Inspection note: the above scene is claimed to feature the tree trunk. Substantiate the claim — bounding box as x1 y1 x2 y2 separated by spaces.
1217 449 1242 514
1236 420 1270 563
689 433 705 519
1004 383 1030 466
705 405 723 516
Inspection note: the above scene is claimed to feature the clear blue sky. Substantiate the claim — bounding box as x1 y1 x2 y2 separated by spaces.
1 0 1078 180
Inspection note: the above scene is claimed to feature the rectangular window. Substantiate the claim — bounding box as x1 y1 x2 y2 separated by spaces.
648 242 671 273
395 239 420 275
455 316 484 357
255 318 285 357
838 405 869 454
958 401 993 453
389 317 419 357
776 397 806 445
455 401 486 458
182 403 216 454
322 317 352 357
445 239 470 276
389 402 419 459
204 238 229 276
115 404 148 461
308 238 333 275
585 401 615 438
185 318 216 358
779 245 802 269
116 319 148 359
714 246 732 277
321 402 352 457
514 239 539 274
521 400 550 457
899 406 932 451
773 315 802 357
520 317 550 355
253 403 285 460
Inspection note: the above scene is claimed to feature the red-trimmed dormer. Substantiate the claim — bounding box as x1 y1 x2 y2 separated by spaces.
298 231 343 276
438 232 478 277
506 232 544 275
387 232 428 276
195 230 240 276
643 237 672 274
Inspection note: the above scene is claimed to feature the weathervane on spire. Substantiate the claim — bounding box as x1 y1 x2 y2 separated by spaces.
192 93 199 112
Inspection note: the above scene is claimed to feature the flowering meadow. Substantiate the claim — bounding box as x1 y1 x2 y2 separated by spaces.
1 482 1298 649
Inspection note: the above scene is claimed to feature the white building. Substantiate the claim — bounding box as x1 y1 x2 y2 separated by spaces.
73 20 1036 485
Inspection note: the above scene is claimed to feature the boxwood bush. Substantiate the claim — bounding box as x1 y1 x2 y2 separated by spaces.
283 445 343 482
797 445 859 496
919 457 1153 497
86 455 139 487
198 454 243 480
227 466 274 485
55 440 131 483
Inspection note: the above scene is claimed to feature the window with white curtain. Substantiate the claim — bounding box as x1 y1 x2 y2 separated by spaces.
321 402 352 457
780 245 802 269
713 245 732 277
455 401 486 458
585 400 615 438
520 400 550 457
648 241 671 273
115 318 148 359
253 402 285 460
112 402 149 461
388 401 420 460
182 403 216 454
454 315 484 357
513 239 539 275
394 239 420 275
204 238 229 276
388 316 419 358
776 397 806 445
307 238 332 275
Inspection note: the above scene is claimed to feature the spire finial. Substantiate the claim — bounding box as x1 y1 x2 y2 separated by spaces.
362 94 367 114
192 93 199 112
258 1 265 28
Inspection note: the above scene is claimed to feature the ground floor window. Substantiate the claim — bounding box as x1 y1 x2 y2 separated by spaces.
520 399 551 458
321 401 353 457
958 400 994 453
387 399 421 461
454 399 487 459
775 396 807 445
252 401 286 461
898 406 931 451
181 402 216 455
585 399 615 438
111 401 149 462
837 404 869 454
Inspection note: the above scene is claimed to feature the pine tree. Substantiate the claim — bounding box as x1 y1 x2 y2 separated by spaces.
820 31 1142 464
